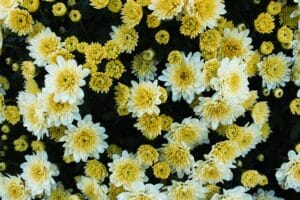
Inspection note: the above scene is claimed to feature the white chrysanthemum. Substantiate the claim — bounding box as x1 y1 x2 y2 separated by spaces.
20 151 59 197
131 52 158 81
77 176 108 200
0 175 30 200
160 142 195 178
108 150 148 190
17 92 48 140
117 182 167 200
258 52 292 90
211 186 252 200
164 117 209 149
41 90 81 127
191 159 234 184
159 51 205 103
127 80 162 117
194 95 245 130
60 114 108 162
276 150 300 192
166 180 208 200
219 28 253 59
253 188 284 200
211 57 249 103
27 27 62 67
44 56 89 104
190 0 226 30
0 0 19 19
148 0 185 20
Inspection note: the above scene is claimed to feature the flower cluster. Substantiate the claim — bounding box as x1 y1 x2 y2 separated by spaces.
0 0 299 199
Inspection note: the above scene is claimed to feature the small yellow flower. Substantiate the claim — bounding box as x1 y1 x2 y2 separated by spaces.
267 1 281 15
290 98 300 115
64 36 79 52
4 105 20 125
277 25 293 44
89 72 113 93
121 0 143 27
85 160 108 182
31 140 45 152
167 50 182 65
241 170 268 188
105 60 126 79
254 12 275 34
107 0 122 13
69 10 82 22
199 29 221 52
152 161 171 179
104 40 120 60
90 0 109 10
260 41 274 55
137 144 159 166
251 101 270 125
52 2 67 17
180 15 202 38
21 61 36 80
22 0 40 13
155 30 170 45
135 113 162 140
146 14 161 28
5 8 33 36
13 136 29 152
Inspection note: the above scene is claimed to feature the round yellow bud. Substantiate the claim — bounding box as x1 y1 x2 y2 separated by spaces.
257 153 264 162
12 63 19 71
1 124 10 134
262 88 270 96
69 10 81 22
260 41 274 55
290 98 300 115
273 88 284 98
52 2 67 17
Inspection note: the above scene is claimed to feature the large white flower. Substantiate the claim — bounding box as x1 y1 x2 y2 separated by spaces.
44 56 89 104
211 57 249 103
276 150 300 192
108 150 148 190
17 91 48 140
117 183 167 200
20 151 59 197
60 114 108 162
0 175 30 200
27 28 62 67
41 90 81 127
159 51 205 103
77 176 108 200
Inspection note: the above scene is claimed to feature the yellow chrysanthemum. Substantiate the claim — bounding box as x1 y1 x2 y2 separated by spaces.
107 0 123 13
180 15 202 38
203 59 220 88
290 98 300 115
167 50 182 65
31 140 45 152
137 144 159 166
90 0 109 9
245 52 261 77
251 101 270 125
48 186 69 200
277 25 293 44
146 14 161 28
114 83 130 107
241 170 268 188
85 160 108 182
148 0 184 20
21 61 36 80
259 122 271 141
4 105 20 125
5 8 33 36
85 43 106 65
152 161 171 179
49 125 66 142
64 36 79 52
267 1 281 15
89 72 113 94
260 41 274 55
104 40 120 60
208 140 239 164
69 10 82 22
111 25 139 53
160 114 173 131
199 29 221 52
22 0 40 13
52 2 67 17
105 60 126 79
254 12 275 34
13 136 29 152
155 29 170 45
135 113 162 140
121 0 143 27
1 176 29 200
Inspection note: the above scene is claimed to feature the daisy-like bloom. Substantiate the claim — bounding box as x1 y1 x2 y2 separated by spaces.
27 27 62 67
159 51 205 103
219 28 253 60
131 50 158 81
206 140 240 164
17 92 48 140
117 182 167 200
136 144 159 167
4 8 33 36
257 52 292 90
241 170 268 189
20 151 59 197
194 95 245 130
60 115 108 162
89 0 109 10
121 0 143 27
44 56 89 104
135 113 162 140
77 176 108 200
211 186 252 200
108 150 148 189
227 123 260 157
0 175 30 200
251 101 270 126
110 25 139 53
276 150 300 192
164 117 209 149
253 188 284 200
211 58 249 103
160 142 194 178
0 0 19 19
191 159 234 184
166 180 208 200
41 90 81 127
127 80 162 117
190 0 226 31
148 0 184 20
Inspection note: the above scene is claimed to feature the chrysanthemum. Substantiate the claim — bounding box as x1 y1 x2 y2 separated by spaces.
257 52 292 90
17 92 48 140
121 0 143 27
27 27 62 67
191 159 234 184
0 175 30 200
60 114 108 162
211 57 249 103
108 150 148 189
241 170 268 189
47 183 71 200
166 180 207 200
77 176 108 200
206 140 240 164
194 95 245 130
131 51 158 81
160 142 194 178
135 113 162 140
253 188 284 200
276 150 300 192
4 8 33 36
0 0 19 20
148 0 184 20
89 0 109 10
251 101 270 125
164 117 209 149
211 186 252 200
219 28 253 59
110 25 139 53
44 56 89 104
85 160 108 182
191 0 226 30
159 51 205 103
118 183 167 200
136 144 159 167
20 151 59 197
41 91 81 127
127 80 162 117
254 12 275 34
